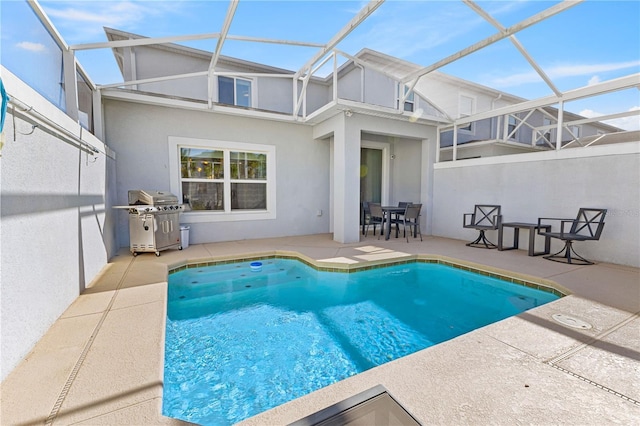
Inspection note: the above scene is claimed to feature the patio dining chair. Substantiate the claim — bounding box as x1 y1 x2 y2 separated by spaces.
397 201 412 216
538 208 607 265
463 205 502 249
365 203 384 237
400 203 422 242
381 201 412 237
361 201 371 235
394 201 412 221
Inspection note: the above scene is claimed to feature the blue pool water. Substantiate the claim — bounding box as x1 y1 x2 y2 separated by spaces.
163 259 559 425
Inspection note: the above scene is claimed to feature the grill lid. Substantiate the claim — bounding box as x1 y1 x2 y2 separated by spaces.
128 190 179 206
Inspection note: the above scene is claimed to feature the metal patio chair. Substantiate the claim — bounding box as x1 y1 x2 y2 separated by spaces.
400 203 422 242
538 208 607 265
387 201 412 238
361 201 371 235
463 205 502 249
365 203 384 237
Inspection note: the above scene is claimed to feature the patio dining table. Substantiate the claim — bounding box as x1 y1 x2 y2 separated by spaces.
381 206 406 240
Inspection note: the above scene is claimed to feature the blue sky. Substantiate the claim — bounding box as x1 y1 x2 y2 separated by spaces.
4 0 640 129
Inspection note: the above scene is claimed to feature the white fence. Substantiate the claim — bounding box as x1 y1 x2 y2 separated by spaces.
432 142 640 267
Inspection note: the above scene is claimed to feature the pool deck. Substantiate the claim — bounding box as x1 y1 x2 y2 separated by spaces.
2 234 639 425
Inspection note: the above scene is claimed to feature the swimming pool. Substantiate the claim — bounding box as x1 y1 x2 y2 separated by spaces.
163 258 559 425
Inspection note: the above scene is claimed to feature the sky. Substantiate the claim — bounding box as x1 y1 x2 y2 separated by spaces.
3 0 640 129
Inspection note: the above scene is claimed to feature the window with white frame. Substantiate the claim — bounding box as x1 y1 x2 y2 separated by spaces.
507 115 518 139
569 125 581 139
218 76 252 107
397 83 415 112
542 117 553 144
178 143 272 214
459 95 474 131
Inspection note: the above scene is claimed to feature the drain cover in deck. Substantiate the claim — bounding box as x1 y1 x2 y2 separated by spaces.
552 313 592 329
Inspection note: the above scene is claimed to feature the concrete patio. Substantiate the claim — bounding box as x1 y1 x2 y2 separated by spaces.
1 234 639 425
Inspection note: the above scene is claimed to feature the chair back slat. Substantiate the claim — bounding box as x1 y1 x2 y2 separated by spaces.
473 205 501 227
405 203 422 220
571 208 607 238
369 203 383 219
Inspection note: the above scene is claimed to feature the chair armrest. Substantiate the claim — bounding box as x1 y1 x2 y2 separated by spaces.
538 217 574 236
463 213 474 227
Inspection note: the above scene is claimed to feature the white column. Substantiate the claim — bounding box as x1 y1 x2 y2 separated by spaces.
421 137 434 235
556 100 564 150
332 113 361 243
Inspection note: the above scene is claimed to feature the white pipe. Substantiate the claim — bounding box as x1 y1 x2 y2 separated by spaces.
8 96 106 157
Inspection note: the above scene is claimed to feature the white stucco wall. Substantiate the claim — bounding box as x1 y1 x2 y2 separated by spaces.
314 113 437 243
337 67 363 103
362 133 423 204
439 141 542 161
134 46 209 101
305 81 330 116
363 68 396 109
103 100 331 246
432 143 640 267
257 76 294 114
1 69 116 381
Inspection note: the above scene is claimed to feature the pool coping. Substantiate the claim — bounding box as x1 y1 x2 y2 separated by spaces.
167 251 570 299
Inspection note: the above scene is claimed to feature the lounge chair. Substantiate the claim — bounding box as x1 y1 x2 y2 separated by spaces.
463 205 502 249
538 208 607 265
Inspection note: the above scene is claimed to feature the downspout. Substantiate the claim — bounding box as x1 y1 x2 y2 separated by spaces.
453 124 458 161
435 126 441 163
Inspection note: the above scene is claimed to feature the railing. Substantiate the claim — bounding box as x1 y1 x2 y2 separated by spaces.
437 74 640 162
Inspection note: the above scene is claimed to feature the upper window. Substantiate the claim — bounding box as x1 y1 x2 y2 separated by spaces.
218 76 252 107
542 117 553 145
568 125 581 139
459 95 474 132
397 83 415 112
507 115 518 139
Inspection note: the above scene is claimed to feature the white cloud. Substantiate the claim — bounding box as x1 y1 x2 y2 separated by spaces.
40 1 185 40
489 60 640 88
579 109 600 118
550 61 640 78
44 1 146 26
580 107 640 131
344 2 483 60
587 75 601 86
16 41 46 52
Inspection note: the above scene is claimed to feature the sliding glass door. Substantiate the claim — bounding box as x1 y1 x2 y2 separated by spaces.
360 147 382 205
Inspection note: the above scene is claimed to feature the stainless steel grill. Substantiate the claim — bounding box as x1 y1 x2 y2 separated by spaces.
126 190 184 256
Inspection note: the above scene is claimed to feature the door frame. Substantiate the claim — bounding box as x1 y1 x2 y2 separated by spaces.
361 140 390 206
